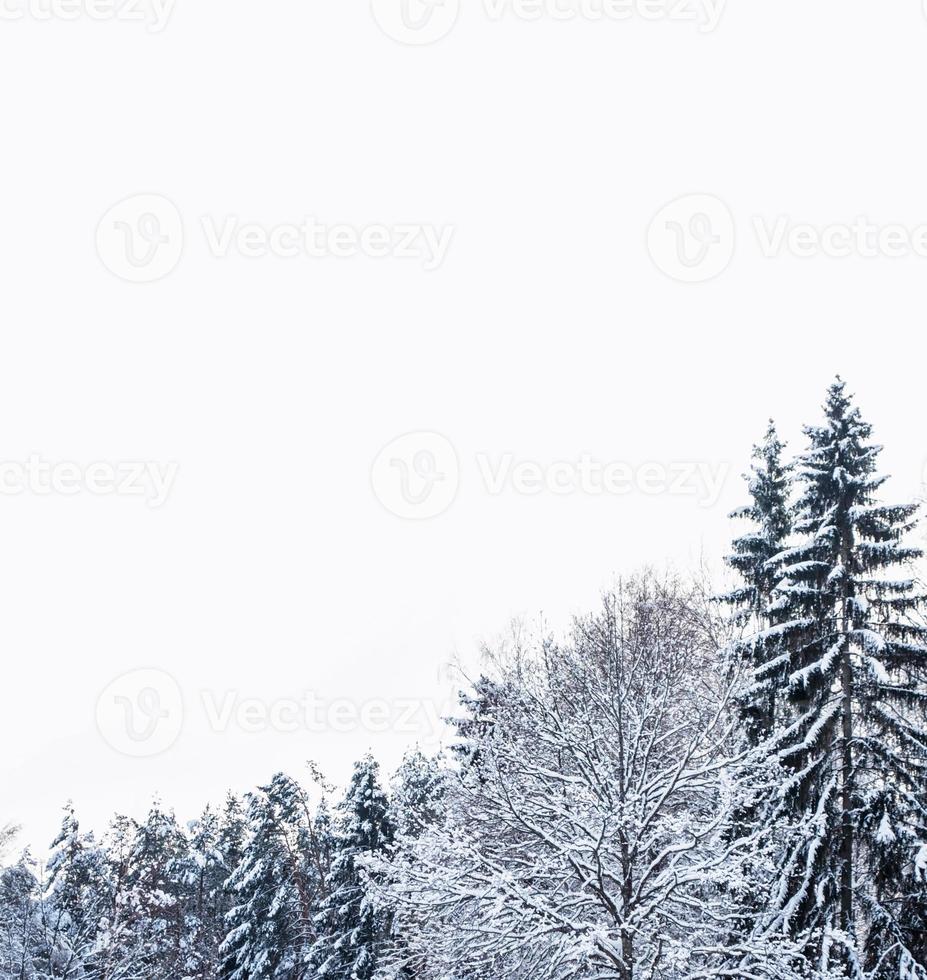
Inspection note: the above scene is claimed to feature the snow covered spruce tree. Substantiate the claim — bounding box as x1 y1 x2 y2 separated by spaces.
720 420 794 745
221 773 328 980
311 754 394 980
761 379 927 977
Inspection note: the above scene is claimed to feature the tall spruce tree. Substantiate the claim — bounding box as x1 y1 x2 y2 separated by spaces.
721 420 794 745
220 773 322 980
761 379 927 978
718 422 801 976
311 755 394 980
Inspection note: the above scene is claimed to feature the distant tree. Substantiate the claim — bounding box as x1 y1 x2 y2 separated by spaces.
221 774 323 980
173 805 230 980
0 825 19 865
0 853 41 980
122 803 189 978
390 750 446 842
38 803 111 979
311 755 394 980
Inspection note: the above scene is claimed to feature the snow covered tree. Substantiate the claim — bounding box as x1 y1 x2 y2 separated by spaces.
0 853 42 980
374 752 448 980
217 794 247 883
88 812 145 980
172 804 235 980
759 379 927 977
720 420 794 745
381 576 810 980
450 676 507 782
389 750 446 842
38 803 112 979
311 755 394 980
0 825 18 864
221 774 323 980
194 793 248 980
714 422 797 970
119 802 189 979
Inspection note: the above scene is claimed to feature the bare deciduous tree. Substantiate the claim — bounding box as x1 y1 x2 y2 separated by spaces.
379 575 816 980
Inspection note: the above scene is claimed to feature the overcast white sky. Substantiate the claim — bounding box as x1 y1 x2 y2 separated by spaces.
2 0 926 854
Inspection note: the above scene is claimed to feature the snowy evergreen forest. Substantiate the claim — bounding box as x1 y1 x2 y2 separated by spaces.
3 378 927 980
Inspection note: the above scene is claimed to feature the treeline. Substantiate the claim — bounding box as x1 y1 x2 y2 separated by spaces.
0 754 419 980
3 378 927 980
